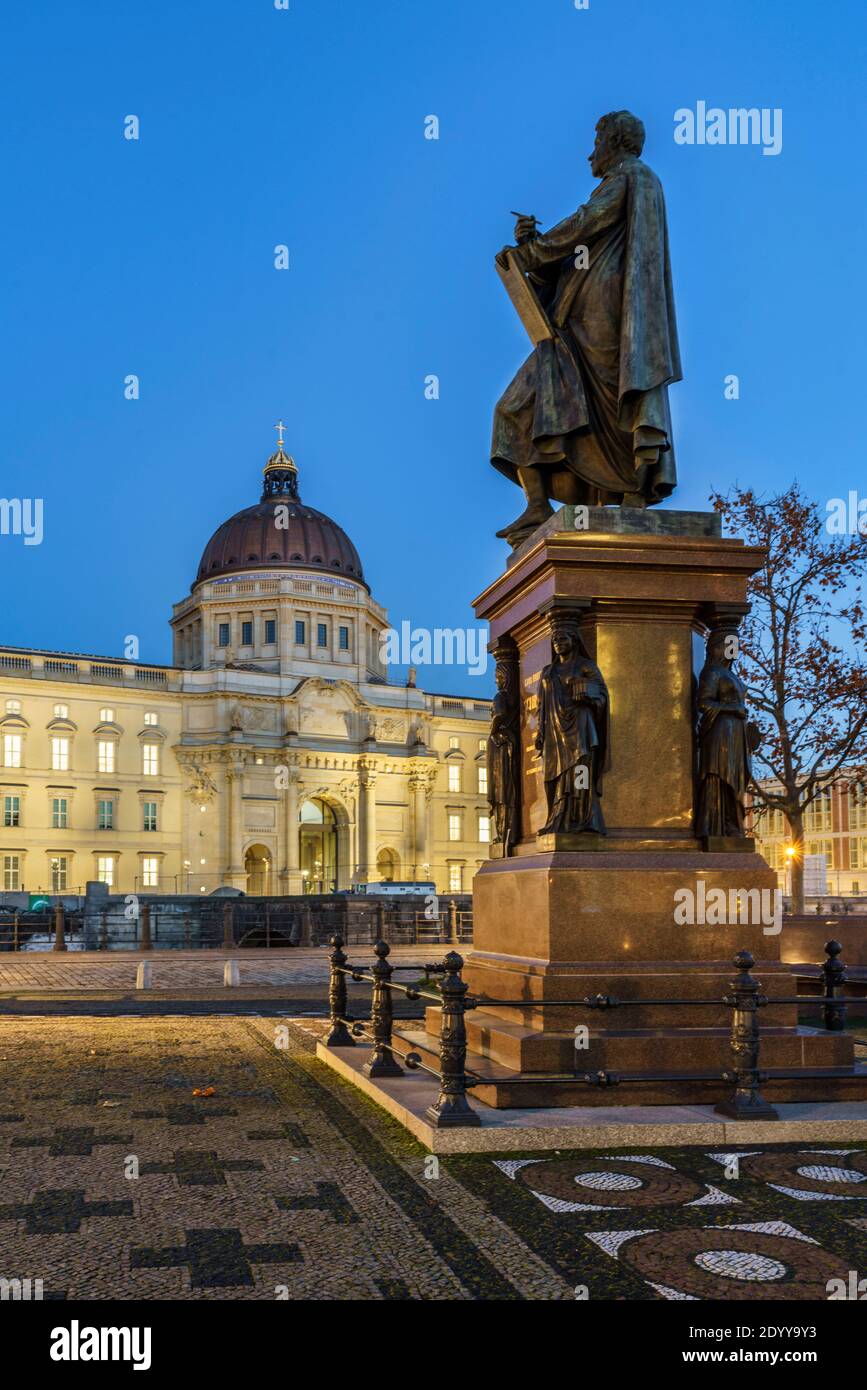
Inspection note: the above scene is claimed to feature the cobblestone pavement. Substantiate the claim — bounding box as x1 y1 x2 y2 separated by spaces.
0 947 431 992
1 1015 867 1300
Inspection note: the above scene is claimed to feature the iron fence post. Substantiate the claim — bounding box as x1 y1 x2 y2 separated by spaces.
325 935 356 1047
363 939 403 1078
821 939 847 1032
222 902 234 950
52 903 67 952
426 950 481 1128
715 949 778 1120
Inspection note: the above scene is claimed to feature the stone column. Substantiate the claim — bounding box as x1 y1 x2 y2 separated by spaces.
226 756 246 889
286 768 302 894
410 773 428 879
359 764 377 882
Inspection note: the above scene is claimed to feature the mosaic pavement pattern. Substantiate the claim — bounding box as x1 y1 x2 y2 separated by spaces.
1 1015 867 1300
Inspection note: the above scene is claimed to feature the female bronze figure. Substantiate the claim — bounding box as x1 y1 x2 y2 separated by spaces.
535 619 609 835
695 630 756 839
487 649 520 854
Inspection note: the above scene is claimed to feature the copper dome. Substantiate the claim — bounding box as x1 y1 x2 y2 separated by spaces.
194 442 366 589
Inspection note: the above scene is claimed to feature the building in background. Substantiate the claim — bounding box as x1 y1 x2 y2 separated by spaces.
0 435 491 898
751 772 867 899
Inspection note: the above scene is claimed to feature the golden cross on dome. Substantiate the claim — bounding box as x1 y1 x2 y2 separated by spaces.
274 420 286 448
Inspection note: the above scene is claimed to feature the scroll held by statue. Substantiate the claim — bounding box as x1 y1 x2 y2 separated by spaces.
496 249 553 345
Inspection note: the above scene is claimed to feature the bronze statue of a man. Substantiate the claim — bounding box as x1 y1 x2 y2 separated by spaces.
535 620 610 835
695 631 757 840
492 111 682 544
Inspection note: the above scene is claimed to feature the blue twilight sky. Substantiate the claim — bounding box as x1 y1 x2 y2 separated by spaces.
1 0 865 695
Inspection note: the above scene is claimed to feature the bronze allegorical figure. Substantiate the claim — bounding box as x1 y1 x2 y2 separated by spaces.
486 642 521 855
535 619 610 835
695 631 759 840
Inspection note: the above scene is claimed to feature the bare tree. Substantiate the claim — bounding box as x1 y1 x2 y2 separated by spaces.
711 483 867 911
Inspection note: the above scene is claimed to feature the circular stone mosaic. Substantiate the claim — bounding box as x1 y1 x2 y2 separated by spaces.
736 1150 867 1197
518 1158 702 1207
619 1227 851 1300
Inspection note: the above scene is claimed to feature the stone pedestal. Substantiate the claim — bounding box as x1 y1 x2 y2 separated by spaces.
437 509 866 1107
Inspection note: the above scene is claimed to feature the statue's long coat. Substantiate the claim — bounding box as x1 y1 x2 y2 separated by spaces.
492 154 682 504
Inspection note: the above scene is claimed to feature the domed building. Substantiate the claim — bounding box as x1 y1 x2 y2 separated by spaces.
0 433 492 898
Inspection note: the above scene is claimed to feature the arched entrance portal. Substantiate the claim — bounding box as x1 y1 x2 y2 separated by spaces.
376 848 400 882
244 843 272 895
300 798 338 894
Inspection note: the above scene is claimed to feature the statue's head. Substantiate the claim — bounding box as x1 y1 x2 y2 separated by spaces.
551 620 586 660
708 629 738 668
590 110 645 177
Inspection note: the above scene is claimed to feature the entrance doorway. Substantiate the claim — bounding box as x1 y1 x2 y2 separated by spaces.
244 843 271 895
300 798 338 893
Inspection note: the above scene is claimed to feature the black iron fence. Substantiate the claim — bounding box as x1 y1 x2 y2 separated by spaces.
324 937 867 1128
0 897 473 952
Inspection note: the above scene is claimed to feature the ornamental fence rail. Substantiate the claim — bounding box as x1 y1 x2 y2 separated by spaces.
0 900 472 952
324 937 867 1128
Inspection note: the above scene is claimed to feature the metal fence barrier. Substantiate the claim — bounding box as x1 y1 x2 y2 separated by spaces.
324 937 867 1128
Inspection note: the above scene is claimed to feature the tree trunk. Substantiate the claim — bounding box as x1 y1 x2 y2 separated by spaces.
788 810 805 914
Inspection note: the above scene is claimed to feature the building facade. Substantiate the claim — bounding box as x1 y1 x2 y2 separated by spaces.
0 438 492 898
752 774 867 897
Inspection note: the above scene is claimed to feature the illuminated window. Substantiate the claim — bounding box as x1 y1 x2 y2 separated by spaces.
478 738 486 752
448 764 461 793
3 855 20 890
448 813 461 842
850 839 867 870
97 740 116 774
142 857 159 888
51 737 69 771
5 699 21 714
448 863 462 893
53 703 68 718
52 797 68 829
449 736 460 749
142 801 158 832
143 711 158 726
50 856 68 892
478 813 491 843
97 799 114 831
3 795 20 827
142 743 159 776
99 708 115 724
96 855 115 887
478 766 488 795
3 733 22 767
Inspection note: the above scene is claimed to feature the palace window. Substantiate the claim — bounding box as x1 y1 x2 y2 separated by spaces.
448 764 461 793
804 789 833 832
142 801 158 832
317 623 328 648
295 620 306 644
264 619 277 645
449 736 460 750
5 699 21 714
50 856 68 892
142 857 159 888
96 855 115 887
338 625 349 651
3 795 20 828
99 708 115 724
241 621 253 647
448 813 462 842
218 623 230 647
478 813 491 844
52 797 68 829
51 737 69 771
97 740 116 774
144 711 158 726
3 855 21 891
97 799 114 831
849 783 867 831
478 766 488 795
142 743 159 776
448 863 463 893
478 739 486 752
850 839 867 870
53 703 68 718
3 733 22 768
